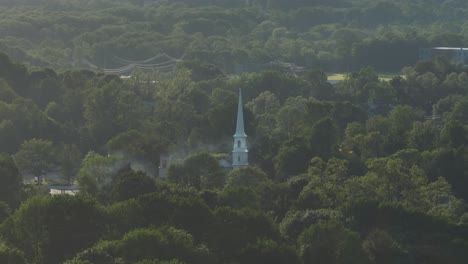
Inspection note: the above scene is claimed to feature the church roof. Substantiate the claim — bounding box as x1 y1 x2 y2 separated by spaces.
234 89 247 137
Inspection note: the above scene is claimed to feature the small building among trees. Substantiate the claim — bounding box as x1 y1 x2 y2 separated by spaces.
419 47 468 65
48 185 80 195
159 89 249 177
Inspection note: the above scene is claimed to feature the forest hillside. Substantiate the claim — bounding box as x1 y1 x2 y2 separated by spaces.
0 1 467 264
0 0 468 72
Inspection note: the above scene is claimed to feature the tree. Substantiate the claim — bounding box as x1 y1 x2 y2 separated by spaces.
362 229 407 264
64 247 115 264
226 166 271 190
206 88 238 138
168 152 224 189
280 209 342 242
76 151 119 199
128 191 214 238
57 143 82 185
84 81 145 145
303 70 335 100
239 239 300 264
274 137 311 179
0 201 10 223
84 227 213 264
5 195 105 264
134 260 184 264
0 245 27 264
179 60 225 81
275 96 309 139
331 102 367 134
407 121 438 151
210 207 280 262
111 168 157 202
0 53 28 96
0 79 18 103
333 28 363 69
297 158 349 209
28 74 63 108
220 186 260 209
346 157 464 220
336 67 379 103
106 129 165 163
246 91 280 134
440 120 467 147
298 222 365 264
13 139 55 185
153 70 201 140
387 105 421 152
309 117 338 159
345 201 468 263
367 82 396 106
0 155 22 205
246 91 280 118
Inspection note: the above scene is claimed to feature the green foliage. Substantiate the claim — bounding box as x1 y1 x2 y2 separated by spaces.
296 157 349 209
246 91 280 135
280 209 342 242
0 245 27 264
220 187 260 209
76 151 119 198
309 117 338 159
0 202 11 224
344 201 468 263
0 0 467 73
111 168 157 202
0 79 18 103
209 207 281 262
274 137 311 179
362 229 407 264
133 192 215 238
239 238 300 264
105 198 144 237
0 155 22 206
408 120 438 151
84 81 146 144
106 129 165 163
0 10 466 261
168 152 225 189
275 96 310 138
226 166 271 190
298 222 365 264
135 260 185 264
85 227 213 264
5 195 105 264
57 143 82 184
13 138 55 185
440 120 468 147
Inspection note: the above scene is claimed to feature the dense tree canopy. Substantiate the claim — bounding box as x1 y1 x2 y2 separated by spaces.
0 1 467 263
0 0 467 73
0 50 464 263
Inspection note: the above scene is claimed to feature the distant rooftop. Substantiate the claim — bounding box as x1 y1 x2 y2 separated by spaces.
48 185 80 195
430 47 468 50
48 185 79 191
420 47 468 65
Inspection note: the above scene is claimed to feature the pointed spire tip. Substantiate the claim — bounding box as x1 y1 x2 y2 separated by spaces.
234 88 247 137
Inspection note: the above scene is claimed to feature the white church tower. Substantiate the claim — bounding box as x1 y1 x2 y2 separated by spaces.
232 89 248 169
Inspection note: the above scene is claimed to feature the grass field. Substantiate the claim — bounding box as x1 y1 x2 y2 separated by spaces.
327 73 402 82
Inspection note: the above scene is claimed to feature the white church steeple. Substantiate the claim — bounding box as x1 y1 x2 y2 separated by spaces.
232 89 248 168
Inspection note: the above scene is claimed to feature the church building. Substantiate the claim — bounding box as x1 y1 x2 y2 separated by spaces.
232 89 249 169
158 88 248 177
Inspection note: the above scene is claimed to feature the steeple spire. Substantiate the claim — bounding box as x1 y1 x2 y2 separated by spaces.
234 89 247 137
232 89 248 168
